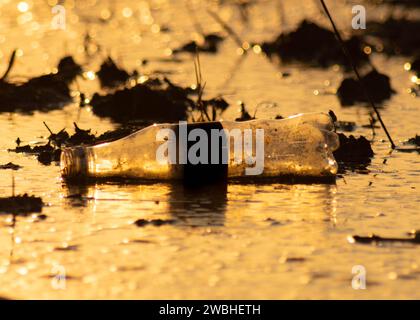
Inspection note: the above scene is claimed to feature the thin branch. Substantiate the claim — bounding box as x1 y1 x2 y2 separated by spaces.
193 52 211 121
1 49 17 81
319 0 396 149
43 121 54 135
12 174 15 197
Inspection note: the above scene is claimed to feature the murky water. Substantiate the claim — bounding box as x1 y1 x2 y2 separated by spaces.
0 0 419 299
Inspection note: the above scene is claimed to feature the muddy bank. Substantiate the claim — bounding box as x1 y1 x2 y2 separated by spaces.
337 69 395 105
333 133 374 171
90 76 229 123
0 54 82 113
366 17 420 56
0 195 43 215
97 57 137 89
407 135 420 146
89 77 193 123
261 20 369 69
173 33 225 54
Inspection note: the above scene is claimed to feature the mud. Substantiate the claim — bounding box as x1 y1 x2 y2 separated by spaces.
366 17 420 56
378 0 420 7
9 123 139 165
90 77 194 123
0 55 82 113
134 218 176 227
97 57 136 89
407 135 420 146
411 57 420 76
89 73 230 124
261 20 369 69
173 33 225 54
235 102 255 121
337 69 394 105
333 133 374 170
0 194 43 215
350 230 420 245
0 162 22 170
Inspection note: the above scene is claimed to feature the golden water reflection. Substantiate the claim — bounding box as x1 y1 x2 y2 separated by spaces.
61 181 337 228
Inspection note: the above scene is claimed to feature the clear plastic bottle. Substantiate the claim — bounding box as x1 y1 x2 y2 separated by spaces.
61 113 339 182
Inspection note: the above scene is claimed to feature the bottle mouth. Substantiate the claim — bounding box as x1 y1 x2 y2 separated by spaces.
321 129 340 152
60 147 88 179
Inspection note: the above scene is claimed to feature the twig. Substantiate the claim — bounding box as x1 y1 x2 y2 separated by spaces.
193 52 211 121
12 174 15 197
10 214 16 261
1 49 17 81
43 121 54 135
369 112 376 141
10 175 16 261
319 0 396 149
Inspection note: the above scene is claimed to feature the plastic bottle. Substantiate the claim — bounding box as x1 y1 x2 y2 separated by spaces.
61 113 339 183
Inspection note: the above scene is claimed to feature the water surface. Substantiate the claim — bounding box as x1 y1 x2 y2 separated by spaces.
0 0 419 299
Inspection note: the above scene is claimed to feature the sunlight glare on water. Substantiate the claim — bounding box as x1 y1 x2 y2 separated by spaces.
0 0 419 299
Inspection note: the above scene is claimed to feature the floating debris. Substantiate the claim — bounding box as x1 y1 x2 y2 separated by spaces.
134 219 176 227
407 135 420 146
398 135 420 153
0 54 82 113
264 218 283 226
97 57 137 89
0 162 22 170
9 123 139 165
37 214 48 220
0 194 43 215
366 17 420 56
173 33 225 54
54 244 79 251
349 230 420 245
279 256 306 263
261 20 369 69
10 142 60 166
67 123 97 146
235 102 255 121
333 133 374 170
200 97 230 122
337 69 394 105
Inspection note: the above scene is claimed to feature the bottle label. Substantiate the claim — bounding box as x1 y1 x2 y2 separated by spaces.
156 121 265 182
175 122 228 185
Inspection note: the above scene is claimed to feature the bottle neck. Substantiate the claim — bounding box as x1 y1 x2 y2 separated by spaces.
61 146 89 180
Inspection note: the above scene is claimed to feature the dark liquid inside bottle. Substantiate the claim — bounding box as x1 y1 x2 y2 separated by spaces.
174 122 228 186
